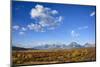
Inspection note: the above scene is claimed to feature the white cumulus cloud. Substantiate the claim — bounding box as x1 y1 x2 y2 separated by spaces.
30 4 46 18
71 30 79 37
21 27 27 31
78 26 88 30
51 10 58 14
27 23 44 32
90 11 95 17
12 25 20 30
71 26 88 37
19 31 24 35
29 4 63 32
12 4 63 34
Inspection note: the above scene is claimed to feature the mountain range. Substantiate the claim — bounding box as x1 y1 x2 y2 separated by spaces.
12 42 95 50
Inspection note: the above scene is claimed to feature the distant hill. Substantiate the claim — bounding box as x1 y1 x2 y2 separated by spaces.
12 46 37 50
12 46 27 50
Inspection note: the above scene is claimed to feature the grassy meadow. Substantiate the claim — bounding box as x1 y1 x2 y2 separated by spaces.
12 47 96 66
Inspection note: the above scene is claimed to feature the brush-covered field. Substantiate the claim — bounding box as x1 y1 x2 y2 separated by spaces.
12 47 96 66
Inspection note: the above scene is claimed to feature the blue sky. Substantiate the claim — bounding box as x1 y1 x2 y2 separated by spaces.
12 1 96 48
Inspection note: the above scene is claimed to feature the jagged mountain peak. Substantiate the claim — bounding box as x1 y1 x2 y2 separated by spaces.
68 42 82 48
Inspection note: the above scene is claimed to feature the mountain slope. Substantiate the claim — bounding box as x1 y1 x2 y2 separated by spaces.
67 42 83 49
84 43 95 47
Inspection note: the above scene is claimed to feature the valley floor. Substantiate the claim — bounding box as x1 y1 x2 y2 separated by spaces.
12 47 96 66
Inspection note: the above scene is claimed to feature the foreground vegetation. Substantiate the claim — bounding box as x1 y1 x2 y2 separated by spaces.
12 47 96 66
